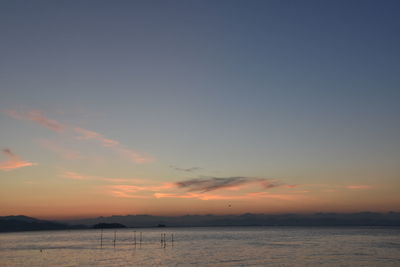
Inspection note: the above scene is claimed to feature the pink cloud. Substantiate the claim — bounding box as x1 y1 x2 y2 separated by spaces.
74 127 119 147
93 174 301 201
6 109 154 164
102 182 176 199
5 110 65 132
73 127 153 164
109 183 175 192
106 177 301 200
117 147 154 164
62 171 174 190
154 191 304 201
111 185 146 192
0 148 36 171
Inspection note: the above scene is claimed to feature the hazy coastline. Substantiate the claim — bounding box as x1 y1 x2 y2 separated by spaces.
2 212 400 233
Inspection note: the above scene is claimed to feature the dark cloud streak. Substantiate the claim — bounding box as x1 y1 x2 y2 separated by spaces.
175 177 284 192
170 165 202 172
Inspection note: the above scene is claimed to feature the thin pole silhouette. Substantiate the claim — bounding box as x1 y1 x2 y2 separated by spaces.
163 233 166 248
113 230 116 248
100 228 103 248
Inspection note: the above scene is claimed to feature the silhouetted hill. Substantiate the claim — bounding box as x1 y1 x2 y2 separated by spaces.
3 212 399 232
63 212 400 228
93 223 126 229
1 215 41 223
0 215 87 232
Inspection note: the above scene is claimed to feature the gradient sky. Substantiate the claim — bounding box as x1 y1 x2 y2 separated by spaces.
1 0 399 219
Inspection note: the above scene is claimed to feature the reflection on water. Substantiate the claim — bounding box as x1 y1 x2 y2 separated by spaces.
1 227 400 266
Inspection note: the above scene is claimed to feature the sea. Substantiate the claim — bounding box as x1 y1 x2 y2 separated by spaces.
1 227 399 266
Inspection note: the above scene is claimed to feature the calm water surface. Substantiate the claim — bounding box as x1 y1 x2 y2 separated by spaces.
1 227 400 266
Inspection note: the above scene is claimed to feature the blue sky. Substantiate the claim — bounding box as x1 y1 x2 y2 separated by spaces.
1 0 399 218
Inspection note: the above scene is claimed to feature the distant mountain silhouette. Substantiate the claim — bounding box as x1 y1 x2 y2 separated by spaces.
63 212 400 228
93 223 126 229
0 215 87 232
1 215 40 223
2 212 400 232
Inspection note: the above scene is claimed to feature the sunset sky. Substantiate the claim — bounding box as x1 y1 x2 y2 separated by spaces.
1 0 399 219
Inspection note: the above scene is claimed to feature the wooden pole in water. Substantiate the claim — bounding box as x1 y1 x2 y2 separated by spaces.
134 231 137 246
163 233 166 248
113 230 116 248
140 232 142 246
171 233 174 245
101 229 104 248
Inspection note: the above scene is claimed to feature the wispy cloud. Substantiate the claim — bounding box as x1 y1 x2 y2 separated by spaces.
0 148 36 171
116 147 154 164
170 165 202 172
105 183 175 199
5 109 154 164
74 127 119 147
154 191 304 201
62 171 130 183
95 174 299 201
5 110 65 132
109 190 151 199
175 177 288 192
305 184 373 191
61 168 299 201
153 192 242 200
62 172 176 193
74 127 153 164
345 185 372 190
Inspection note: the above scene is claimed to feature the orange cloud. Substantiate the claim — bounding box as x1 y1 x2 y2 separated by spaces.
183 193 245 200
102 182 176 199
5 110 65 132
0 148 36 171
109 190 150 199
109 183 175 192
154 191 304 201
106 176 300 200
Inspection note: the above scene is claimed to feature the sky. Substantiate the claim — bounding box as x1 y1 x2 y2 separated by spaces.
1 0 399 219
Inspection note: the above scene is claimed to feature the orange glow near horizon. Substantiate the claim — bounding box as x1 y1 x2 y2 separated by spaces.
1 109 399 220
1 168 397 220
